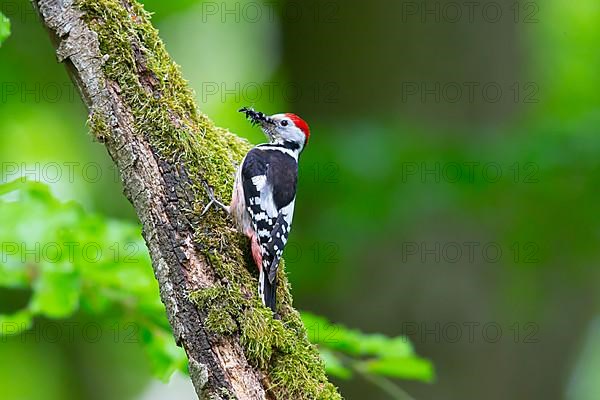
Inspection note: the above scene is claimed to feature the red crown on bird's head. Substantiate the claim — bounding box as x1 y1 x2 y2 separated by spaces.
285 113 310 144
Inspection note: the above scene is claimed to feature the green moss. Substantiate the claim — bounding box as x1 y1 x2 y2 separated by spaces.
271 347 339 400
239 307 293 369
190 284 241 336
75 0 340 398
87 108 111 142
189 285 226 308
205 308 237 336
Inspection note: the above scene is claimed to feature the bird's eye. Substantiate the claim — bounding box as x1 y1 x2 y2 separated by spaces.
280 120 289 127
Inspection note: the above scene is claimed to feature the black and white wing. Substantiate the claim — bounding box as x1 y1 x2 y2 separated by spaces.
241 147 297 311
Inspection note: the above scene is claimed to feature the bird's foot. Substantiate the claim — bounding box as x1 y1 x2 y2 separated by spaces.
201 181 229 215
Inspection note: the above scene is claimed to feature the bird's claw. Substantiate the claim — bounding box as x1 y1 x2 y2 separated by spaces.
201 181 229 215
202 181 217 216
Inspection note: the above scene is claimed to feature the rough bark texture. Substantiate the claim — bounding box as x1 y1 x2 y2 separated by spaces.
32 0 339 399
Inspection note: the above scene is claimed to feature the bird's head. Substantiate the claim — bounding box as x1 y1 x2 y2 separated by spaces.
239 107 310 152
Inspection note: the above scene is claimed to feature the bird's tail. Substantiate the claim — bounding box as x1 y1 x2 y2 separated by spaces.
259 269 277 313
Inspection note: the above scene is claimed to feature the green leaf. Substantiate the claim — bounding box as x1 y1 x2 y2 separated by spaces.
0 12 9 46
357 334 414 358
302 312 434 384
302 312 337 344
29 265 81 318
0 180 19 196
0 181 177 381
364 356 435 383
0 310 33 336
319 348 352 379
0 259 31 288
302 311 414 357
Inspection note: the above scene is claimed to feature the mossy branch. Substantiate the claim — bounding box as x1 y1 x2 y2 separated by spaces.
32 0 340 398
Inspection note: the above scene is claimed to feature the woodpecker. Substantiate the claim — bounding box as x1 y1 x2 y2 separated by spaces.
203 107 310 313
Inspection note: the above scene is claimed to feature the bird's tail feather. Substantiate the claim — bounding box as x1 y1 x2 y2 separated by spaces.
259 269 277 313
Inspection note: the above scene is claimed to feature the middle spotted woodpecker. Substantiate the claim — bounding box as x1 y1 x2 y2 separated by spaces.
203 107 310 313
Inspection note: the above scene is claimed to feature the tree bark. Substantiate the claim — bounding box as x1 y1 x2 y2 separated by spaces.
31 0 339 399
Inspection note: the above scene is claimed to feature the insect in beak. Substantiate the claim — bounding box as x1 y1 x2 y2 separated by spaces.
239 107 275 127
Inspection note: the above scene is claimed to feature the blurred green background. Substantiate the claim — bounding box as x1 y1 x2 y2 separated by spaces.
1 0 600 399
